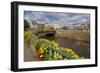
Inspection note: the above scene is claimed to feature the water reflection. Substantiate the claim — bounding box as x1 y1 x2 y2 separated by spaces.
42 36 90 58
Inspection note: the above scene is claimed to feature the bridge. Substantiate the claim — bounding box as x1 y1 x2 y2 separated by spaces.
33 30 56 38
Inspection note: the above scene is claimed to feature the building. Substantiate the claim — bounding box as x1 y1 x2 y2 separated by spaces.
53 24 60 29
30 20 45 29
67 24 90 31
45 23 60 30
30 20 61 31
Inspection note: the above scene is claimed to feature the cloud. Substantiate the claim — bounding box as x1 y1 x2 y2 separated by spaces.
24 11 90 27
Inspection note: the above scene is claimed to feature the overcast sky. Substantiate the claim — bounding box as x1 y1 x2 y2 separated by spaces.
24 11 90 27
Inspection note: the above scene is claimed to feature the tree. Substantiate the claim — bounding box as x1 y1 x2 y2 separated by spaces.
24 20 30 31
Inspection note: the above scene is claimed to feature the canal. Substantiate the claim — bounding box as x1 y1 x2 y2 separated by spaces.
42 36 90 58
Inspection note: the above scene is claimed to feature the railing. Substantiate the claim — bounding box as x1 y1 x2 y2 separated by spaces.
25 31 83 61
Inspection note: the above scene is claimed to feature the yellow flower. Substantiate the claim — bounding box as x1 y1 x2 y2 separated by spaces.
39 47 44 53
64 58 67 60
81 57 85 59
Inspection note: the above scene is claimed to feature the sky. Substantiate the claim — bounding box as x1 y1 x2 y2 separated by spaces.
24 11 90 27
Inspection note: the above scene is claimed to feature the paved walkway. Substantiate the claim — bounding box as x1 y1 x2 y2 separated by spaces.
24 41 37 61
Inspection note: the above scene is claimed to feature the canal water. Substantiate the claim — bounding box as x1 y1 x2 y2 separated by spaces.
43 36 90 58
